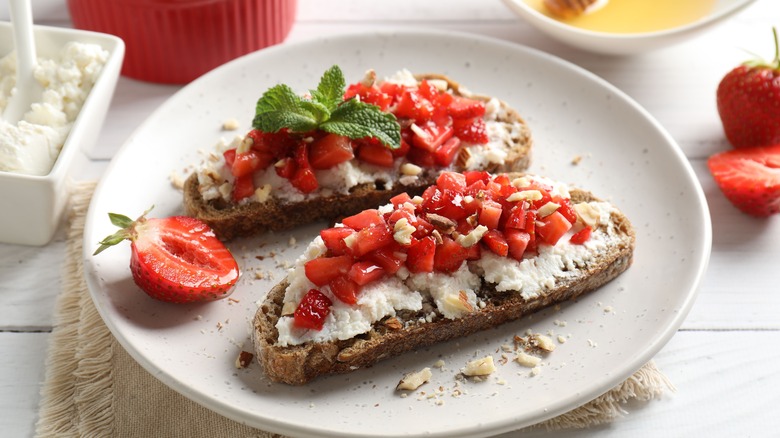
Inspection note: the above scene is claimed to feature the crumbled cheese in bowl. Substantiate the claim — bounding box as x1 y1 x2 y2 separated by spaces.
0 42 109 175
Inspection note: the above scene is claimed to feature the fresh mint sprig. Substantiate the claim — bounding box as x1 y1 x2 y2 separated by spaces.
252 65 401 149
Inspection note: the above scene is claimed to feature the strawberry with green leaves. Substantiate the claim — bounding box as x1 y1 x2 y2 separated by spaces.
707 144 780 217
94 208 240 303
717 28 780 149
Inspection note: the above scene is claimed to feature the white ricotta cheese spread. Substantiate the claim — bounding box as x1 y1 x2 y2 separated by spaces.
274 189 624 347
0 42 108 175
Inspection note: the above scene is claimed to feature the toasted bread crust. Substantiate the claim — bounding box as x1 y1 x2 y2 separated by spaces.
252 188 635 385
183 73 532 240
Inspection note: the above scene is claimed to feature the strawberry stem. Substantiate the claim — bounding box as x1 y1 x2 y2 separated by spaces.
93 206 154 255
773 27 779 69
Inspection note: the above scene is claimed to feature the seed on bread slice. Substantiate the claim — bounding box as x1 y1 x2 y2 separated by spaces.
183 73 532 240
252 174 635 385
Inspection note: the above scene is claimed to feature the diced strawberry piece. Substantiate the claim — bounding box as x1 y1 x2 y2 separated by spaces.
525 211 537 254
392 137 411 158
465 180 488 197
309 133 354 169
342 209 385 230
407 146 436 167
570 227 592 244
251 129 298 159
411 216 435 238
320 227 355 255
482 229 509 257
504 204 528 230
406 236 436 273
379 82 404 101
411 121 454 152
344 83 393 110
707 144 780 216
464 170 491 186
436 171 467 192
434 137 462 166
358 141 395 167
505 229 530 261
432 90 454 110
456 217 475 235
290 167 318 193
366 246 405 274
395 89 434 121
417 80 439 101
232 175 255 202
231 149 273 177
353 224 393 257
536 211 572 246
478 199 503 230
493 174 512 187
555 197 578 224
274 157 297 178
433 236 469 273
424 188 468 221
289 142 318 193
348 261 386 285
448 96 486 119
387 208 416 229
223 148 236 167
453 117 488 144
304 255 353 286
530 188 554 211
466 241 482 260
329 275 360 305
390 192 412 207
294 289 332 330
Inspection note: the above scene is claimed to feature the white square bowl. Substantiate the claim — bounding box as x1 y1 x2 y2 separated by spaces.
0 22 124 246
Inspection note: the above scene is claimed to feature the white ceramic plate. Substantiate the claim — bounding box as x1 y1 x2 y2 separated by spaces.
83 30 711 438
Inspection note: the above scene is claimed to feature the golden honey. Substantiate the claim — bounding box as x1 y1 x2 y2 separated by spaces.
526 0 717 34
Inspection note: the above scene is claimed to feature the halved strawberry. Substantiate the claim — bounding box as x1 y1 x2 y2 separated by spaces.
707 144 780 216
93 209 239 303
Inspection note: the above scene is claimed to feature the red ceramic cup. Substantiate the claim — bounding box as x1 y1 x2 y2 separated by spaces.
67 0 297 84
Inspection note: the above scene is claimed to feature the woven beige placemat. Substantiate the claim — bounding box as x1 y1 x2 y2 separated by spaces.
35 181 674 438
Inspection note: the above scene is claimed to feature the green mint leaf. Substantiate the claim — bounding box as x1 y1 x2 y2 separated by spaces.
253 84 320 133
310 65 346 112
321 99 401 149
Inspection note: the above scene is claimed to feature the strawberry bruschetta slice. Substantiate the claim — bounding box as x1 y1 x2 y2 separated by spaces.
252 171 635 385
183 66 532 240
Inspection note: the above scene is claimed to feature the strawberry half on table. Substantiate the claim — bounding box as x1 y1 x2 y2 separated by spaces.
716 28 780 149
707 144 780 217
94 208 240 303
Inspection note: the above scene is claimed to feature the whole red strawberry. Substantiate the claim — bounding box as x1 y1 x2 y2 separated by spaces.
94 208 240 303
717 28 780 149
707 144 780 217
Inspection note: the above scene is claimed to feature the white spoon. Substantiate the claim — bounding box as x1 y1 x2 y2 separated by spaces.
3 0 42 124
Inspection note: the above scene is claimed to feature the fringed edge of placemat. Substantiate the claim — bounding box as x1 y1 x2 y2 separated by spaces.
35 180 115 438
533 360 675 431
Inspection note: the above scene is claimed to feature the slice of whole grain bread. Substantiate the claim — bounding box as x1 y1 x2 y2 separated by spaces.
183 73 532 240
252 187 635 385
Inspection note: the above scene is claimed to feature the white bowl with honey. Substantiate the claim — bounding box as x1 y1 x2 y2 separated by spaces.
502 0 758 55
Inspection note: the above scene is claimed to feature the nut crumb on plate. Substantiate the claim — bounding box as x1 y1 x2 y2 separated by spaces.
396 367 432 391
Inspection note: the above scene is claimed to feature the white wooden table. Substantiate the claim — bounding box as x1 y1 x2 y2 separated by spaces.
2 1 780 436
